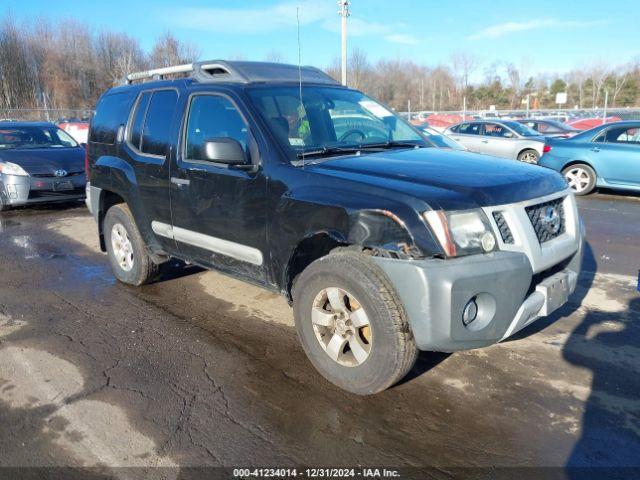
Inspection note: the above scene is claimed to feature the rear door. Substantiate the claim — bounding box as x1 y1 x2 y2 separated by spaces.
123 88 179 252
591 125 640 186
479 122 517 158
449 122 483 152
168 90 268 282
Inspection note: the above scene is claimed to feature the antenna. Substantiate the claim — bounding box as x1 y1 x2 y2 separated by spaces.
296 6 305 168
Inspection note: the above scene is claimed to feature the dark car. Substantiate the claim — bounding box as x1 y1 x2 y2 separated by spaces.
517 119 580 138
0 122 86 211
86 60 584 395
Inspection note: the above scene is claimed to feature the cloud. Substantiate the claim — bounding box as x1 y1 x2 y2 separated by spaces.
384 33 418 45
169 1 417 45
170 1 333 34
468 18 608 40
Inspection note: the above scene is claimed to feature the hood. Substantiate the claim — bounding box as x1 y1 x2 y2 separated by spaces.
307 147 567 210
0 147 85 175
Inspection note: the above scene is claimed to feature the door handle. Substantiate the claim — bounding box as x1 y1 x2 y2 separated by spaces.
590 147 600 152
171 177 190 187
481 140 489 143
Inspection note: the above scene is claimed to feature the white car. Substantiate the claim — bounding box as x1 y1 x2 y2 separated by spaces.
445 120 547 163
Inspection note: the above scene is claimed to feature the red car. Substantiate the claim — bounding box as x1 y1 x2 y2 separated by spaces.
567 116 622 131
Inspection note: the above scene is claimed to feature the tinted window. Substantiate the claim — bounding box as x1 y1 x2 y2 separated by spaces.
129 92 151 150
141 90 178 156
185 95 248 161
458 123 481 135
90 92 131 144
606 126 640 144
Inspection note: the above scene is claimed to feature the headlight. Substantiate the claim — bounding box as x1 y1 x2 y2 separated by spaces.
0 161 29 177
424 209 496 257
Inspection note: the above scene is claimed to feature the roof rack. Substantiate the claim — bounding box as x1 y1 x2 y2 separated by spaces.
124 60 340 86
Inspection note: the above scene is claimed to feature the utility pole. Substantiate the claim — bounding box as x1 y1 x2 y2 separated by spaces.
338 0 350 86
602 90 609 125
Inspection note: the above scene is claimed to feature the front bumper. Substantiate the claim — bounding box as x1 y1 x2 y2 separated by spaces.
1 173 86 207
372 191 584 352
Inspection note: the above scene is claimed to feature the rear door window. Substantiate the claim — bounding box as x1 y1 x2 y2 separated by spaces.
128 92 152 150
140 90 178 156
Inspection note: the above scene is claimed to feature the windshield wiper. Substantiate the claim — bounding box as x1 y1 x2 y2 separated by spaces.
295 146 362 159
357 141 425 150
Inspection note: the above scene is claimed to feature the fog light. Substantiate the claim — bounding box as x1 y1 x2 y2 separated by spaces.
481 232 496 252
462 298 478 326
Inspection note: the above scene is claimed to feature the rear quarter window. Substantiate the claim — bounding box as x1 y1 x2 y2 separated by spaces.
89 92 132 144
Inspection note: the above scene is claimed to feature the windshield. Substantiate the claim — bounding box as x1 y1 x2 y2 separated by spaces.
421 127 464 150
502 121 539 137
0 126 79 150
247 86 426 160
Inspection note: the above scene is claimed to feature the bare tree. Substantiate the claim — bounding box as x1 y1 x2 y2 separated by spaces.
150 32 200 68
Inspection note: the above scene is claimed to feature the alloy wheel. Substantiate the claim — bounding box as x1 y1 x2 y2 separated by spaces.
564 167 591 193
311 287 372 367
111 223 134 272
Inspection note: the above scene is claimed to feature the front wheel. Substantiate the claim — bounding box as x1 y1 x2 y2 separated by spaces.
292 248 418 395
517 149 539 164
562 164 596 196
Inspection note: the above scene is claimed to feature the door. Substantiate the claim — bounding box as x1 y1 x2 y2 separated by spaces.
168 91 268 282
591 125 640 186
122 89 179 252
450 122 483 152
480 122 517 158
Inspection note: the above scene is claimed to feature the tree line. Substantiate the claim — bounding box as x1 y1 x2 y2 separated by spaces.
0 16 199 112
326 49 640 112
1 15 639 114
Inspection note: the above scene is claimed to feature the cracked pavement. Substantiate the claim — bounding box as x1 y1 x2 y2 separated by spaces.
0 192 639 477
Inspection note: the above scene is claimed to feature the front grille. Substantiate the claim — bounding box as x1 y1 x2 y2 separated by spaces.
525 197 566 243
492 211 514 244
28 188 85 199
31 171 84 178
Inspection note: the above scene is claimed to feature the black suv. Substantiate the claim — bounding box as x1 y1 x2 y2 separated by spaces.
87 60 584 394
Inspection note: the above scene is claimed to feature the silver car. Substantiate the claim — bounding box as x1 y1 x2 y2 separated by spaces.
445 120 546 163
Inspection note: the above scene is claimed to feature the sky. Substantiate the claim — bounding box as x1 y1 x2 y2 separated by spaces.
2 0 638 80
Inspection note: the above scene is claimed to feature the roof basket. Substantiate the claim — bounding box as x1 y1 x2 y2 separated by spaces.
124 60 340 86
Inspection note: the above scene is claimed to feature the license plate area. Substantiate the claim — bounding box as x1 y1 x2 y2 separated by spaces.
53 180 74 191
536 271 571 316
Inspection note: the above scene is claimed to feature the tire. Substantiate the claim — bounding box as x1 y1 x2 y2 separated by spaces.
562 164 596 196
292 248 418 395
517 149 539 164
103 203 159 286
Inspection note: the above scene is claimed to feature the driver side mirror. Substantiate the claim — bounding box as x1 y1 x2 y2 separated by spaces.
203 138 247 165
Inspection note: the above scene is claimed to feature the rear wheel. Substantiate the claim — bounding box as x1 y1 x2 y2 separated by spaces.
104 204 159 285
562 164 596 196
292 248 418 395
517 149 539 164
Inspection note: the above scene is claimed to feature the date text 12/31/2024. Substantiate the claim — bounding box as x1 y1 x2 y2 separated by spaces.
233 468 401 478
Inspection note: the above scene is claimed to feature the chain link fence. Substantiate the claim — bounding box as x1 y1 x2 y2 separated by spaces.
0 109 93 123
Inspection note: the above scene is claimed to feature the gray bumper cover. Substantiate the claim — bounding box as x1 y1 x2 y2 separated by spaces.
372 235 583 352
1 173 85 206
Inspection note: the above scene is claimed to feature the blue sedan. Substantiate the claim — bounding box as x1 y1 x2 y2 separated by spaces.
538 121 640 195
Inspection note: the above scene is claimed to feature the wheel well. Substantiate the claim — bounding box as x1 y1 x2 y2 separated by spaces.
518 148 538 158
561 160 596 175
98 190 126 252
285 233 347 301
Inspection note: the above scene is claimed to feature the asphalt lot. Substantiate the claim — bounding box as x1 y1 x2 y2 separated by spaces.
0 191 638 478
